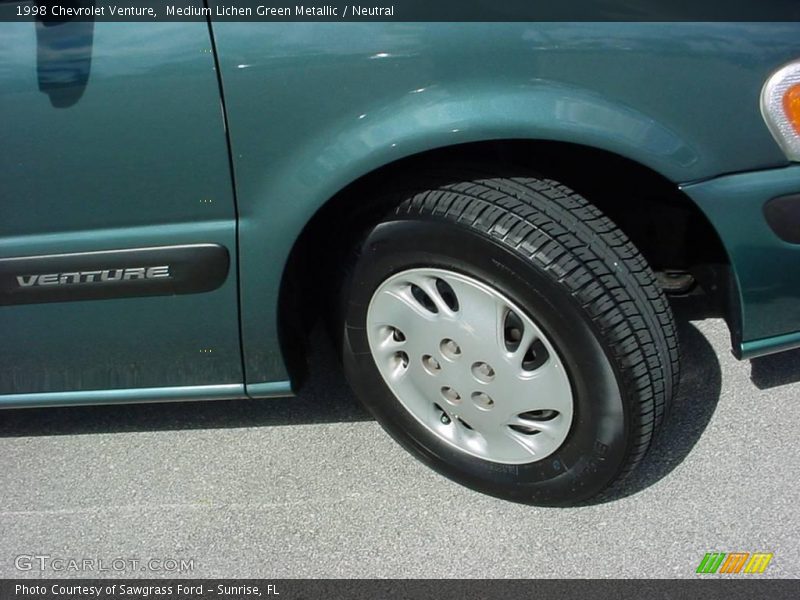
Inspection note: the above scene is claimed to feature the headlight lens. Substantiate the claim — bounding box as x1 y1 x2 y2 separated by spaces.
762 61 800 161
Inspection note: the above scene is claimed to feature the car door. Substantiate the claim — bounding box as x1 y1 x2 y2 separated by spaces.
0 14 243 402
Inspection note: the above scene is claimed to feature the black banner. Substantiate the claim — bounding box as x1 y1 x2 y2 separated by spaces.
2 0 800 22
0 580 797 600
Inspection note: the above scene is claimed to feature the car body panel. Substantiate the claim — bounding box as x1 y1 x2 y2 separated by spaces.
0 20 243 394
209 21 800 386
682 164 800 358
0 383 246 410
3 19 800 404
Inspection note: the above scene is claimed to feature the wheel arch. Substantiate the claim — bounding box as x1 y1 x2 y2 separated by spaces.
233 47 769 390
277 139 738 390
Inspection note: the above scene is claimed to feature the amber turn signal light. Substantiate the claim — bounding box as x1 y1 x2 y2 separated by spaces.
783 84 800 137
762 61 800 161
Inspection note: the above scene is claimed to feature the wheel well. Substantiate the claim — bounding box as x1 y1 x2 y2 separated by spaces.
278 140 735 387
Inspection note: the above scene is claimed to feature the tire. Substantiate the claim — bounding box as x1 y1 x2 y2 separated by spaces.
340 169 679 506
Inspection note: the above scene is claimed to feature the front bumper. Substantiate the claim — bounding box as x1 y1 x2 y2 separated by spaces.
682 164 800 359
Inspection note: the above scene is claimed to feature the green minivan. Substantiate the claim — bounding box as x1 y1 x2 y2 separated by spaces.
2 13 800 504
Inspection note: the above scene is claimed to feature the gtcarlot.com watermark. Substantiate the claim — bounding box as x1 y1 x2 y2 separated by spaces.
15 554 195 574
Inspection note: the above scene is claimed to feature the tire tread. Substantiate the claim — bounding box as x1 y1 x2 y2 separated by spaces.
393 169 680 486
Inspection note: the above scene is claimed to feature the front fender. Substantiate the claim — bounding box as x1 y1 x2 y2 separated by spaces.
283 79 698 203
210 22 797 386
235 79 697 387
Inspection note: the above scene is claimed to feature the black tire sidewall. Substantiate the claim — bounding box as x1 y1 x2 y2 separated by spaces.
343 217 630 505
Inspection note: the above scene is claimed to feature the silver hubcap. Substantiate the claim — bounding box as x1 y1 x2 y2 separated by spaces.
366 268 574 464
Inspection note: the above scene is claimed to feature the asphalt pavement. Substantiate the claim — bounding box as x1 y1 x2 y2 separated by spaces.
1 302 798 578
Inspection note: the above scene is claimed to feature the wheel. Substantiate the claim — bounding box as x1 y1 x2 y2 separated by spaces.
340 169 679 506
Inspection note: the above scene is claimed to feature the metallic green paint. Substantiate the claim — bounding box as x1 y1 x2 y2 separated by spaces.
0 21 242 395
741 331 800 360
208 21 800 383
245 381 294 399
683 165 800 352
3 20 800 406
0 384 247 409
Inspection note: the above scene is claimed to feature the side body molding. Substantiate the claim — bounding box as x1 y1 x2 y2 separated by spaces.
0 244 229 306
